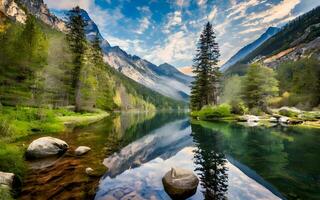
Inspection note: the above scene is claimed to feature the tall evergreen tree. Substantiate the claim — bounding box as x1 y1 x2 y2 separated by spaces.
91 34 104 66
190 22 220 111
66 6 87 112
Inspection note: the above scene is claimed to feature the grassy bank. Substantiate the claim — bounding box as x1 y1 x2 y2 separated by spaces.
0 106 109 188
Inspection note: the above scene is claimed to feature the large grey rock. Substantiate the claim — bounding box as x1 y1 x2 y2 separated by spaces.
75 146 91 156
26 137 69 159
162 168 199 199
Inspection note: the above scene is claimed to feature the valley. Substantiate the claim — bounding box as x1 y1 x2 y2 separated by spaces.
0 1 319 200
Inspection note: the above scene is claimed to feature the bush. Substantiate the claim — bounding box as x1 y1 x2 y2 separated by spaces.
197 104 231 120
249 107 264 116
230 100 248 115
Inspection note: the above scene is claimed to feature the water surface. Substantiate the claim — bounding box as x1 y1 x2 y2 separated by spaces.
94 114 320 200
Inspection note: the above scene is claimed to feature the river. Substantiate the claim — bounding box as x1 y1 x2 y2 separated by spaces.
20 112 320 200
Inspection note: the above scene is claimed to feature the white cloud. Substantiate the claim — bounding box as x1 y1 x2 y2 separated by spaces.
238 26 265 34
135 17 151 34
163 11 182 33
44 0 91 10
144 31 197 65
208 6 218 21
197 0 207 7
247 0 301 23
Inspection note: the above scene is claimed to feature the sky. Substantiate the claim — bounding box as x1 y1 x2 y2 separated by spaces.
44 0 320 71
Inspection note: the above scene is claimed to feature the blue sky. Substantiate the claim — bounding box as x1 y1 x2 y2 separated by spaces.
44 0 320 71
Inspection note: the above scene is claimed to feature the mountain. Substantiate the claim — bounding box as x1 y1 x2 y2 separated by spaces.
0 1 186 110
220 27 280 72
0 0 65 31
79 9 193 102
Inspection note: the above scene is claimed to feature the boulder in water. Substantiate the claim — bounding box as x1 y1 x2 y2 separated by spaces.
162 167 199 199
75 146 91 156
26 137 69 159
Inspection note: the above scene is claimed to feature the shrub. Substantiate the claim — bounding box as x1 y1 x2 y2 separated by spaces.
249 107 264 116
197 104 231 120
230 100 248 115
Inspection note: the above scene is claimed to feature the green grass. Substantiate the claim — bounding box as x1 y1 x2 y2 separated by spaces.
0 143 26 180
0 187 14 200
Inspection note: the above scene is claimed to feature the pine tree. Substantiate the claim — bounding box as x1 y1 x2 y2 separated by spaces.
66 6 87 112
190 22 220 111
91 34 104 66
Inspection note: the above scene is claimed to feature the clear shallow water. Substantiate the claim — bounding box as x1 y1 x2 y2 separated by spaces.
92 113 320 200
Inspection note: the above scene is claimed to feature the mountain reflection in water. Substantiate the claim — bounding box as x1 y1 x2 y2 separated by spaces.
95 117 281 200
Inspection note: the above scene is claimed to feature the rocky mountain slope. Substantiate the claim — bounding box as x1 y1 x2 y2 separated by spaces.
79 9 193 102
0 0 65 31
220 27 280 72
225 6 320 74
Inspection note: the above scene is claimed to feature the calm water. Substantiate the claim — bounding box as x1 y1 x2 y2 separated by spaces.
84 113 320 200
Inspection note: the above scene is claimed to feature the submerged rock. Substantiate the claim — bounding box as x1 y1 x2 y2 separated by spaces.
26 137 69 159
162 167 199 199
75 146 91 156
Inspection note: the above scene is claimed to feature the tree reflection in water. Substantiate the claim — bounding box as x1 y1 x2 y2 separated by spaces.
191 124 228 200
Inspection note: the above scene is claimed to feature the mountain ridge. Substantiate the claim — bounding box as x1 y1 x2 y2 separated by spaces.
220 26 280 72
78 9 193 102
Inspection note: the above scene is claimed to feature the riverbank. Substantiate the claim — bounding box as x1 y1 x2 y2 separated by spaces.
190 105 320 128
0 106 109 198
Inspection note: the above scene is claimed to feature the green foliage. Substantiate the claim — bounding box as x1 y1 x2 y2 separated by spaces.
0 143 26 179
277 57 320 109
193 104 231 120
220 75 242 104
190 22 221 110
0 15 48 106
66 6 87 112
230 100 248 115
242 63 279 111
0 187 14 200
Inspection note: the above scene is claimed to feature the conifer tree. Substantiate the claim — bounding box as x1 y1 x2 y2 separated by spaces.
190 22 220 111
66 6 87 112
91 34 104 66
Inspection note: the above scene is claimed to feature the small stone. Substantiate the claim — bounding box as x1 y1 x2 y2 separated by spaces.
85 167 94 175
75 146 91 156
